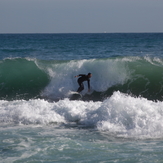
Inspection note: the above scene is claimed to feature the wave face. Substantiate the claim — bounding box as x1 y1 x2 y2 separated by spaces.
0 56 163 101
0 58 49 100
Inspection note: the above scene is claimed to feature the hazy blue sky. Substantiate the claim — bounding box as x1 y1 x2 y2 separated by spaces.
0 0 163 33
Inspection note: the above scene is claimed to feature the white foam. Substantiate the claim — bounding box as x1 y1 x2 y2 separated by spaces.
97 91 163 138
0 99 65 125
1 91 163 138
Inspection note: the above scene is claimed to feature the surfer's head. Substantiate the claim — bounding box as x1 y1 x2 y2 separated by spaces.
87 73 92 78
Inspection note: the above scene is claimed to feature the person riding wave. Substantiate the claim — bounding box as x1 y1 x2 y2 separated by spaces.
75 73 92 93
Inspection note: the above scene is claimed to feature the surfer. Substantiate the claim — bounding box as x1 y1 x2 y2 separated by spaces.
75 73 92 93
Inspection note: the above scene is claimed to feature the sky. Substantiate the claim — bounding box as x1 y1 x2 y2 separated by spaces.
0 0 163 33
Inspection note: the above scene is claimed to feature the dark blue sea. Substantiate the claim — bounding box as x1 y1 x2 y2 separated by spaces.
1 33 163 162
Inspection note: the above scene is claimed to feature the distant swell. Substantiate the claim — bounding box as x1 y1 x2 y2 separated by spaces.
0 56 163 101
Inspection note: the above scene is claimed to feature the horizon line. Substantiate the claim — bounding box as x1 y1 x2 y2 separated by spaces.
0 32 163 34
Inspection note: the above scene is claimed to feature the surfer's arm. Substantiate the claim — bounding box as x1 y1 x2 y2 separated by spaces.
75 74 85 78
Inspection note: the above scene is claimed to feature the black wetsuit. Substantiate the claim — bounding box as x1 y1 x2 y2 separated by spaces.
77 74 90 93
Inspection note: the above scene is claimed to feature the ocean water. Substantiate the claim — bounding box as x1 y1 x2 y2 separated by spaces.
1 33 163 162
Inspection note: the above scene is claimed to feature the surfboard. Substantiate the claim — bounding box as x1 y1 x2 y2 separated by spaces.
69 91 82 100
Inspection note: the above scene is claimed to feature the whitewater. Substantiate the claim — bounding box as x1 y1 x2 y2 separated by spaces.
1 91 163 138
